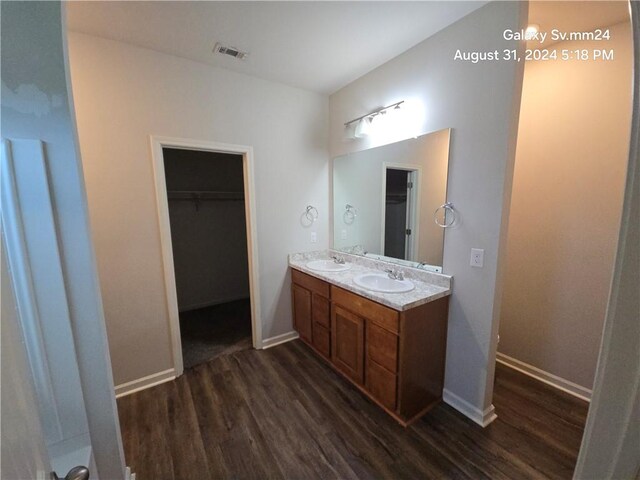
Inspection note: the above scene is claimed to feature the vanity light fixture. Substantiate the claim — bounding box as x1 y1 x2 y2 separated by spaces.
354 116 373 138
345 101 405 139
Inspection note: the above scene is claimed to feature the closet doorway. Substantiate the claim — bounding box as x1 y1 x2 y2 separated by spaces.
381 165 420 261
151 137 261 375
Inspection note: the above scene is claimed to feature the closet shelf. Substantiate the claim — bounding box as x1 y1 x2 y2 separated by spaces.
167 190 245 201
386 193 408 205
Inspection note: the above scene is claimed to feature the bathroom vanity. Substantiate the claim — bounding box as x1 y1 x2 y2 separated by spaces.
289 251 451 426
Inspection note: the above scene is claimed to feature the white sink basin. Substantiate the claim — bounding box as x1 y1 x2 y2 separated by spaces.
353 273 415 293
306 259 351 272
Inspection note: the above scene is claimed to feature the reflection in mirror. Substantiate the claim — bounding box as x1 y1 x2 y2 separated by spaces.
333 128 451 271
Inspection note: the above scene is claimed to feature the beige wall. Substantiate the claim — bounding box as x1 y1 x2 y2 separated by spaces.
68 33 329 386
499 20 632 390
330 1 526 422
575 6 639 473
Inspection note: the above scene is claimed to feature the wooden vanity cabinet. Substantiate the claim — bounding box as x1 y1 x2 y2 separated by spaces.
291 268 449 426
291 269 331 358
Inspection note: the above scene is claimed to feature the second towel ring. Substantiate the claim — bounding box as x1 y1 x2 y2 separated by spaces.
434 202 457 228
343 204 357 224
305 205 319 223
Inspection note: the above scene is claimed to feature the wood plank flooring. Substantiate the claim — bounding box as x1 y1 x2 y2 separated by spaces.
117 340 588 479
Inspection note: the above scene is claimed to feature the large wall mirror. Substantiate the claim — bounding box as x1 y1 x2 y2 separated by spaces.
333 128 451 271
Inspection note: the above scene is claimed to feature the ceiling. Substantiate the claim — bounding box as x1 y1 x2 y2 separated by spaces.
65 1 486 95
527 1 630 49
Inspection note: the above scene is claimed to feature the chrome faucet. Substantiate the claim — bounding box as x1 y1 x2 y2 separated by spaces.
332 255 346 265
385 268 404 281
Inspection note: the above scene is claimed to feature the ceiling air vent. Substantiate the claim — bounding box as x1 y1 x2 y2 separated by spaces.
213 43 249 60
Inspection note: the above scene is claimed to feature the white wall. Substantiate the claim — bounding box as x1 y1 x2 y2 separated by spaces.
1 2 125 477
499 20 632 392
329 1 526 422
67 33 329 386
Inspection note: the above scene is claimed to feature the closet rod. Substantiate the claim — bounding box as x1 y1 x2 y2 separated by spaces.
167 190 244 201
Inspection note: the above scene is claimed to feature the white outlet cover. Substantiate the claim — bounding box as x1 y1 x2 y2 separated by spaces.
341 229 347 240
310 231 317 243
470 248 484 267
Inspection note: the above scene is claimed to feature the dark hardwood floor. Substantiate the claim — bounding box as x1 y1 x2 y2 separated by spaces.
117 340 588 479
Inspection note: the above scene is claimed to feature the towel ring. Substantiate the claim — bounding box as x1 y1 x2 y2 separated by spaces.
343 204 357 225
305 205 319 223
434 202 457 228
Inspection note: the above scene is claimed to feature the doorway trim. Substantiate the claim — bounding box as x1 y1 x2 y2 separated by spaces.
380 163 422 261
149 136 262 377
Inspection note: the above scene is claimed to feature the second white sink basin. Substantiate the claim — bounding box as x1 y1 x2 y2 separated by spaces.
353 273 415 294
306 259 351 272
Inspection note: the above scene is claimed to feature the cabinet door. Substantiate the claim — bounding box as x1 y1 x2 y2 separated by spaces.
292 284 312 342
331 305 365 384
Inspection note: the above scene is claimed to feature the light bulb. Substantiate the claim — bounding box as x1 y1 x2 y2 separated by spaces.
354 117 373 138
525 24 539 40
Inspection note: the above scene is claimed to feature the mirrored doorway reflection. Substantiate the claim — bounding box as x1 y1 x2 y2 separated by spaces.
383 167 418 260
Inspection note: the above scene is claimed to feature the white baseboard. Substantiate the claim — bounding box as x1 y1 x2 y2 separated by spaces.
261 331 299 349
125 466 136 480
115 368 176 398
496 352 591 402
443 388 498 427
179 295 250 313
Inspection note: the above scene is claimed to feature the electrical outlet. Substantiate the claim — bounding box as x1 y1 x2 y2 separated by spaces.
470 248 484 267
310 231 317 244
341 229 347 240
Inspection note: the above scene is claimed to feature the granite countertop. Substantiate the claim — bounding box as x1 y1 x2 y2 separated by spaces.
288 250 452 311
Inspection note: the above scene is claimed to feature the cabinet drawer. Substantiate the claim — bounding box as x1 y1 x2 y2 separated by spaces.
367 322 398 373
366 359 397 411
332 286 399 334
312 323 330 358
292 269 330 298
312 293 330 328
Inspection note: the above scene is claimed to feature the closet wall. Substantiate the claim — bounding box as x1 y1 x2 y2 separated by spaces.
163 149 249 311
